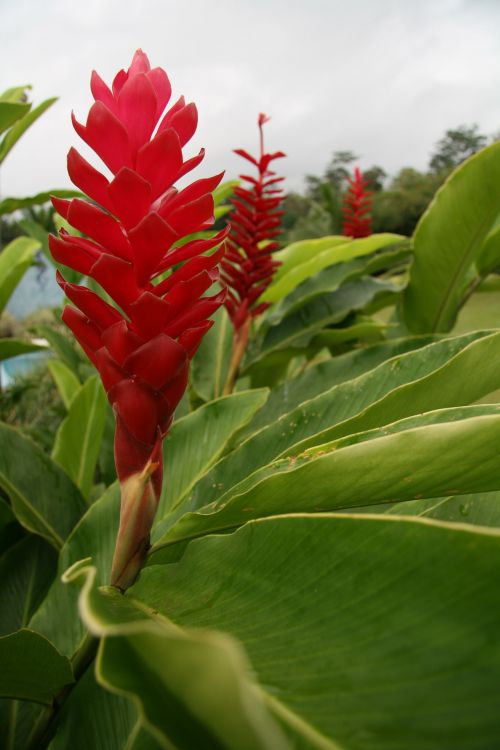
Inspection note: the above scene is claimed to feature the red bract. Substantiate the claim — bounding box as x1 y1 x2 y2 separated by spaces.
49 50 226 589
221 113 286 331
341 167 372 238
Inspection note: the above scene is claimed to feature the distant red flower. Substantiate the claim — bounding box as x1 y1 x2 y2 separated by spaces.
341 167 372 238
49 50 226 589
221 113 286 331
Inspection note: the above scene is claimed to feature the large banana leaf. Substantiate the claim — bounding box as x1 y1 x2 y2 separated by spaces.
263 233 404 303
151 407 500 549
135 513 500 750
63 560 290 750
179 331 498 518
403 141 500 332
245 277 400 372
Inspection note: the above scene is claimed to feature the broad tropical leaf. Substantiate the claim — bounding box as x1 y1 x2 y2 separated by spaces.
30 483 120 659
0 630 73 704
190 307 233 402
47 360 81 410
0 536 56 635
245 277 400 371
263 233 405 303
0 97 57 164
182 331 497 516
52 376 107 499
0 189 81 217
158 389 268 519
64 560 290 750
0 423 86 549
135 513 500 750
0 237 39 314
403 141 500 332
0 338 46 362
152 406 500 549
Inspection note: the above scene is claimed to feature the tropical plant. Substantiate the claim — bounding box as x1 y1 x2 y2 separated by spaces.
2 52 500 750
0 84 80 365
0 85 79 218
221 112 286 393
341 166 372 238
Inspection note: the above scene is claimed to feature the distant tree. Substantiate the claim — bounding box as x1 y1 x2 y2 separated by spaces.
372 167 441 236
364 166 387 192
283 202 333 243
281 192 312 231
324 150 358 190
429 124 487 174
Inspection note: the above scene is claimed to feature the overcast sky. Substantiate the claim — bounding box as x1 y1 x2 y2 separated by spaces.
1 0 500 199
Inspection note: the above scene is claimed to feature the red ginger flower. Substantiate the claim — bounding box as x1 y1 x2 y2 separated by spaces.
341 166 372 238
49 50 226 590
221 113 286 331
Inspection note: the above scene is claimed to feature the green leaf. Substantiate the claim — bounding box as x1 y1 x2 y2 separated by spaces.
0 423 86 549
157 389 269 521
0 86 30 104
37 324 84 376
212 179 239 206
152 407 500 549
17 217 50 259
0 97 57 164
135 513 500 749
0 497 18 552
267 247 409 325
48 667 162 750
30 483 120 659
0 189 81 217
186 331 492 516
477 225 500 275
263 233 405 303
47 359 81 409
0 630 73 705
403 141 500 332
245 277 400 371
308 317 387 350
370 490 500 530
271 236 350 281
191 306 233 401
0 536 57 636
52 376 107 499
64 561 290 750
0 339 46 362
291 327 500 454
237 335 437 442
213 205 231 221
0 237 39 314
0 102 30 135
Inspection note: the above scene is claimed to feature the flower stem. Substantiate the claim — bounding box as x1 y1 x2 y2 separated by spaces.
222 316 251 395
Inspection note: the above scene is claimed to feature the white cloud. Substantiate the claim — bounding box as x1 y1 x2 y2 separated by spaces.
1 0 499 198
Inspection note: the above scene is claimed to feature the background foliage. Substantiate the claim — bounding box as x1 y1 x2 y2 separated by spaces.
2 85 500 749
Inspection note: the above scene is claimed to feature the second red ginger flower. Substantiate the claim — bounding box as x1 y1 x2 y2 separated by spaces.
49 50 227 589
341 166 372 238
221 113 286 331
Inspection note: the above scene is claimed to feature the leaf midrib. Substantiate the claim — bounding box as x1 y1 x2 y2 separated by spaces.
0 473 63 549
